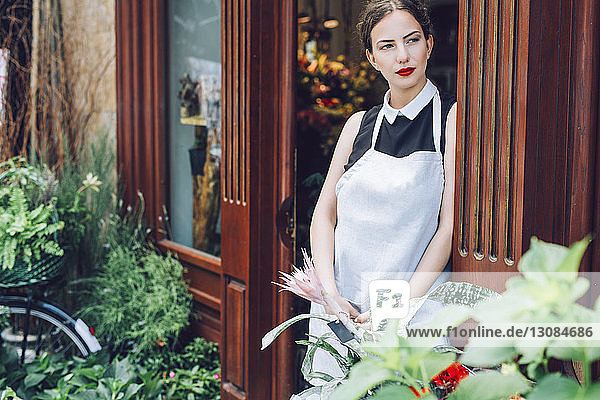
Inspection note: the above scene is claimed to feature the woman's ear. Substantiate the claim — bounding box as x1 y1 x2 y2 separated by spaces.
426 34 434 59
366 49 379 71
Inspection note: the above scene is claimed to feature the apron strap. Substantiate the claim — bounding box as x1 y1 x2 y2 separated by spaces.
433 90 442 153
370 106 386 150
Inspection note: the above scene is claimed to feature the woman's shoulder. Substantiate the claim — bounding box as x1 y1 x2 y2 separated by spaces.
352 104 382 135
336 110 367 151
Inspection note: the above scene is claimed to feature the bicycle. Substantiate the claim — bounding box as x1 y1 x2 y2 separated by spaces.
0 253 101 364
0 160 101 364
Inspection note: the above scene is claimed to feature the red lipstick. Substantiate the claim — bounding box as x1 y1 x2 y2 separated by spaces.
396 67 415 76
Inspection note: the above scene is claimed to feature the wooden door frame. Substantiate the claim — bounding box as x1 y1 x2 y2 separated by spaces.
116 0 297 398
220 0 296 398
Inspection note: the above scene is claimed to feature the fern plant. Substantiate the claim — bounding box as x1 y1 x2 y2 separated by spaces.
0 158 64 271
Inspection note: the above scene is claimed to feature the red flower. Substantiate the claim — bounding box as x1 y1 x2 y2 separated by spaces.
430 362 470 393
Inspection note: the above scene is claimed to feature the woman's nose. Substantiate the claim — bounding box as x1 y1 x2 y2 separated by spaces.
396 45 410 64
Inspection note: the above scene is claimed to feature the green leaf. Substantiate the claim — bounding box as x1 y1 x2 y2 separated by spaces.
556 236 592 275
433 344 464 354
123 383 142 400
460 343 517 367
330 359 399 400
368 384 419 399
23 373 46 388
449 370 532 400
75 367 103 381
526 373 579 400
519 237 590 283
416 352 455 381
547 343 587 362
519 237 568 274
69 390 100 400
261 313 336 350
585 382 600 399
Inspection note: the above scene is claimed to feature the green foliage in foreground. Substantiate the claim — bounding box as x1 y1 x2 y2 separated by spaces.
0 341 220 400
136 337 221 374
328 237 600 400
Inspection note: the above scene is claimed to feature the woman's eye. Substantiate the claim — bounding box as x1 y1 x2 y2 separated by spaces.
406 37 420 44
380 44 393 50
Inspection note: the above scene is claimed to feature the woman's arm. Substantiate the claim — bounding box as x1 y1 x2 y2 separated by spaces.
310 111 365 317
408 102 457 298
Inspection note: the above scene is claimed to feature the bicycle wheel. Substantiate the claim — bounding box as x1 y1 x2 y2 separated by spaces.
0 295 101 363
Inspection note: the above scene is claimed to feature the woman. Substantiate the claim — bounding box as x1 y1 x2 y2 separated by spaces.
308 0 457 381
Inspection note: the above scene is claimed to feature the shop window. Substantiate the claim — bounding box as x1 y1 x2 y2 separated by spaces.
167 0 221 257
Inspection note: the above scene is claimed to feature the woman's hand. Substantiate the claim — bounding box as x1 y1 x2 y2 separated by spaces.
324 293 360 319
355 310 370 324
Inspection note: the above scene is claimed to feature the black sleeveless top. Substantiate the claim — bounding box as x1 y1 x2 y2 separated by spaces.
344 91 456 171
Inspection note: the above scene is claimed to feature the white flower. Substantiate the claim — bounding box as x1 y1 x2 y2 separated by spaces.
80 173 102 192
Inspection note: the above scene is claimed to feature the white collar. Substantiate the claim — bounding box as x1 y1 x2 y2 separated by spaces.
382 79 437 123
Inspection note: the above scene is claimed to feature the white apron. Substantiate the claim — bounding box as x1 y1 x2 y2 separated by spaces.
307 89 446 384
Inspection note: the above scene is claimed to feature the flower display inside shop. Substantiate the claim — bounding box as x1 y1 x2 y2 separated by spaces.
297 50 380 156
297 50 378 121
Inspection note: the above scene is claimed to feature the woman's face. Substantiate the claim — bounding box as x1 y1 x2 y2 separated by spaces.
366 9 432 93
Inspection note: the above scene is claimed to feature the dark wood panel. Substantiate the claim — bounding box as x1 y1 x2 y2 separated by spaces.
225 279 246 390
159 239 221 275
222 383 246 400
191 301 221 344
566 0 599 265
185 265 221 308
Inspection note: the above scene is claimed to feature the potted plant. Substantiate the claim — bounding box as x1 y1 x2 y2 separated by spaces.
0 157 66 286
0 157 101 286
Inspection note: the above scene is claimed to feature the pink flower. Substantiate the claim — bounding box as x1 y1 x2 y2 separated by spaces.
169 371 176 378
273 249 327 306
214 373 221 380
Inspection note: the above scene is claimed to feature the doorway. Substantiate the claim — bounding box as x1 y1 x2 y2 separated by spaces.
293 0 459 393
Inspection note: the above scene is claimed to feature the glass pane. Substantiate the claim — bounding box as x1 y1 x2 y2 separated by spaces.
167 0 221 256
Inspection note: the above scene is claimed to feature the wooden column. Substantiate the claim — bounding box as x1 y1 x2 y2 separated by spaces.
115 0 168 235
453 0 600 285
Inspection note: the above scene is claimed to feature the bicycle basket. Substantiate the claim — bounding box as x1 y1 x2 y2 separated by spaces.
0 161 67 288
0 253 66 288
